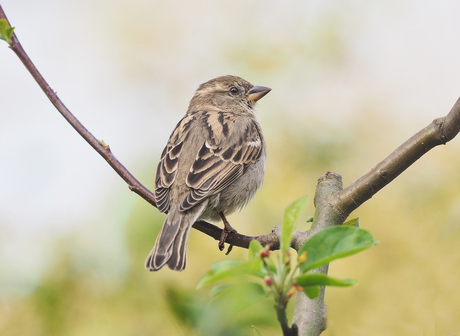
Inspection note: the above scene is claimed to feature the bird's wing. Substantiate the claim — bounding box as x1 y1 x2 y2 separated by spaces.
154 114 196 213
180 111 263 211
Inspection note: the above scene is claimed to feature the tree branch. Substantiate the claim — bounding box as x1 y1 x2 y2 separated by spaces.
292 172 342 335
290 102 460 335
0 5 159 209
335 98 460 219
192 221 281 250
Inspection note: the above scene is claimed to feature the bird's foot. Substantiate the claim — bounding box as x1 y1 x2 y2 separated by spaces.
218 212 237 253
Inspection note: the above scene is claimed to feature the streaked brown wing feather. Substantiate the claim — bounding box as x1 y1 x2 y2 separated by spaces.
155 115 195 213
180 114 263 211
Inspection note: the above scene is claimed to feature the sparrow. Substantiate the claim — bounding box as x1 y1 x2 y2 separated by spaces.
146 75 271 271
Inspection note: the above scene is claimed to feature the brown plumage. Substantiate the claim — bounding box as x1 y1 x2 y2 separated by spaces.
146 75 270 271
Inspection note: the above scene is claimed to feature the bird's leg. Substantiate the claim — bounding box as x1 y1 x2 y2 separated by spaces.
219 211 237 232
218 211 237 252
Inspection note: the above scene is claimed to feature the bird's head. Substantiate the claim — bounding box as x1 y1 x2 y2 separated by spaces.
187 75 271 115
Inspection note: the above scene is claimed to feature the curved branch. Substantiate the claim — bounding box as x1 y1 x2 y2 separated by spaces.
0 5 158 208
335 98 460 219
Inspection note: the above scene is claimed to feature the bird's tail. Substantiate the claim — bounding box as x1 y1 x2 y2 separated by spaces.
145 204 203 271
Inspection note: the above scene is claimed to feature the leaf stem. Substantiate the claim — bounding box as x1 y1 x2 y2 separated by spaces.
275 303 298 336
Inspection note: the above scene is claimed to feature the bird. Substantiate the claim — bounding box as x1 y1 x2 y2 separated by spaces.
145 75 271 271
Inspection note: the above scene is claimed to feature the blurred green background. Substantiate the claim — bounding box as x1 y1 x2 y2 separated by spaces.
1 0 460 335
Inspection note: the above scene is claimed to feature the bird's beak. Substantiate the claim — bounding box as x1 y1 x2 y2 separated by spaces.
247 85 271 101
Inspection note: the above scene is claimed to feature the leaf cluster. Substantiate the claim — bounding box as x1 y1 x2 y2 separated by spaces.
0 19 14 43
197 196 378 325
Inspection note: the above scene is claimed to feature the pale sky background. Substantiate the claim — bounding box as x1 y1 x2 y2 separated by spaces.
1 0 460 299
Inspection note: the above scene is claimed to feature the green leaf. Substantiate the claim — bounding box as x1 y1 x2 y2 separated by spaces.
251 325 262 336
266 255 277 273
208 284 231 298
295 273 357 287
197 260 244 288
281 195 308 253
196 259 264 289
303 285 320 299
248 239 264 260
208 283 266 300
0 19 15 43
343 218 360 228
164 286 206 329
299 226 378 273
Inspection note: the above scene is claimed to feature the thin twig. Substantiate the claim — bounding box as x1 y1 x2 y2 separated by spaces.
0 5 157 208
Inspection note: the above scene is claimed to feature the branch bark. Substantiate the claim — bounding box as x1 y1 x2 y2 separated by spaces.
292 172 342 335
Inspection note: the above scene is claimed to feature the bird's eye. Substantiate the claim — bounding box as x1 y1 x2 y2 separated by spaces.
229 86 239 95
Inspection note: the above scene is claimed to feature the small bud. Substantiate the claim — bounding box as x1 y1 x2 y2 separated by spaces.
98 139 110 150
264 276 274 286
287 288 297 298
298 251 307 264
259 248 270 259
293 283 303 292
